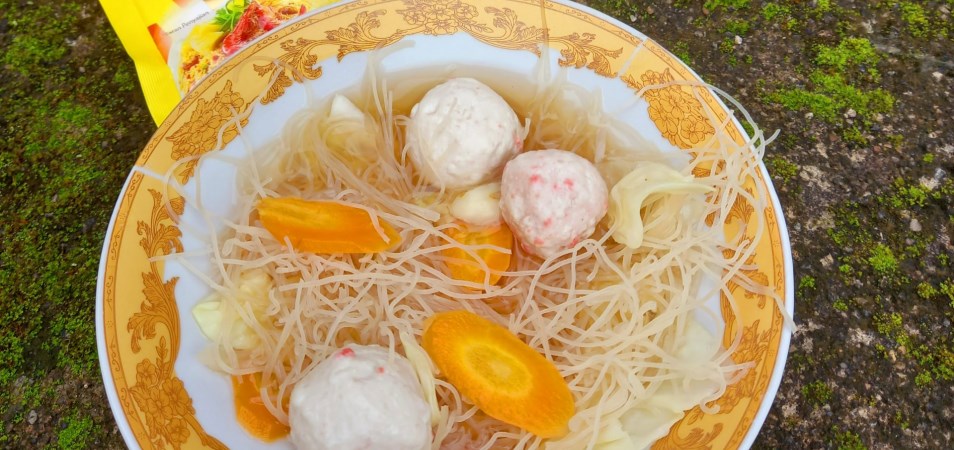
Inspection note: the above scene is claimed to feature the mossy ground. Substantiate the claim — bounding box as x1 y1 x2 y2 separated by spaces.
0 0 152 447
587 0 954 448
1 0 952 448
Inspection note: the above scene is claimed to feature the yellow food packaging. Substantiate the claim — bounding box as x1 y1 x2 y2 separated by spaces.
98 0 339 125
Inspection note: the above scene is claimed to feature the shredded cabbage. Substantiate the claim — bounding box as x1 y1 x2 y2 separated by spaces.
592 418 635 450
623 318 726 449
400 331 442 427
449 182 502 226
192 269 272 350
608 162 713 249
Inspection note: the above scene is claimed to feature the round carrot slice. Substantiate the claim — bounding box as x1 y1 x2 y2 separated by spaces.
422 310 574 438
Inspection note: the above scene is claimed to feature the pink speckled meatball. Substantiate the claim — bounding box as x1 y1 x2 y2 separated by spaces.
500 150 608 258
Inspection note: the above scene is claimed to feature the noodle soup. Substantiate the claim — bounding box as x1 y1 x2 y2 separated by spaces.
164 57 783 450
98 3 796 449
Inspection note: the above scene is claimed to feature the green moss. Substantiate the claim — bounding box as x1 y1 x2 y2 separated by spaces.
882 178 929 209
671 41 692 65
769 37 893 124
810 69 892 113
941 280 954 307
875 343 888 357
761 3 791 22
111 66 138 92
759 2 798 29
935 179 954 201
802 380 833 406
771 71 893 123
830 195 926 286
833 298 849 311
0 93 119 388
798 275 817 291
723 19 751 36
842 126 867 146
719 37 736 54
922 153 935 163
771 87 827 118
868 244 899 276
829 203 867 248
738 120 755 138
0 3 83 76
904 241 926 259
917 282 937 299
815 38 880 76
914 371 933 387
888 133 905 149
838 263 854 276
0 0 154 444
705 0 750 12
876 312 909 347
899 1 931 38
816 0 832 14
56 413 93 450
831 426 867 450
894 410 910 429
765 156 799 186
1 35 69 75
717 35 742 65
915 349 954 386
875 312 954 385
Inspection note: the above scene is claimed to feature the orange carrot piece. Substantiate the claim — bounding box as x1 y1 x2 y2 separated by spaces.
257 197 400 253
232 373 289 442
422 310 574 438
442 223 513 286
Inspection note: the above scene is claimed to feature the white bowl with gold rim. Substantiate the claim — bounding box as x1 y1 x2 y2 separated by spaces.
96 1 794 449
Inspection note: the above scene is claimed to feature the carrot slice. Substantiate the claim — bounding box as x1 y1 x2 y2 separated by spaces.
422 310 574 438
257 197 400 253
442 223 513 286
232 373 289 442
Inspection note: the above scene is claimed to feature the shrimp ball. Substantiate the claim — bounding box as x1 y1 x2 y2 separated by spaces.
500 150 608 258
407 78 523 189
289 345 431 450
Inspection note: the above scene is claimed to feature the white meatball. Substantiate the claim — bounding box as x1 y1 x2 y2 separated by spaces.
289 345 431 450
407 78 523 189
500 150 608 258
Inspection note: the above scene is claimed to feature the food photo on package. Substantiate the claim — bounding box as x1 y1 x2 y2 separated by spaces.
100 0 338 125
